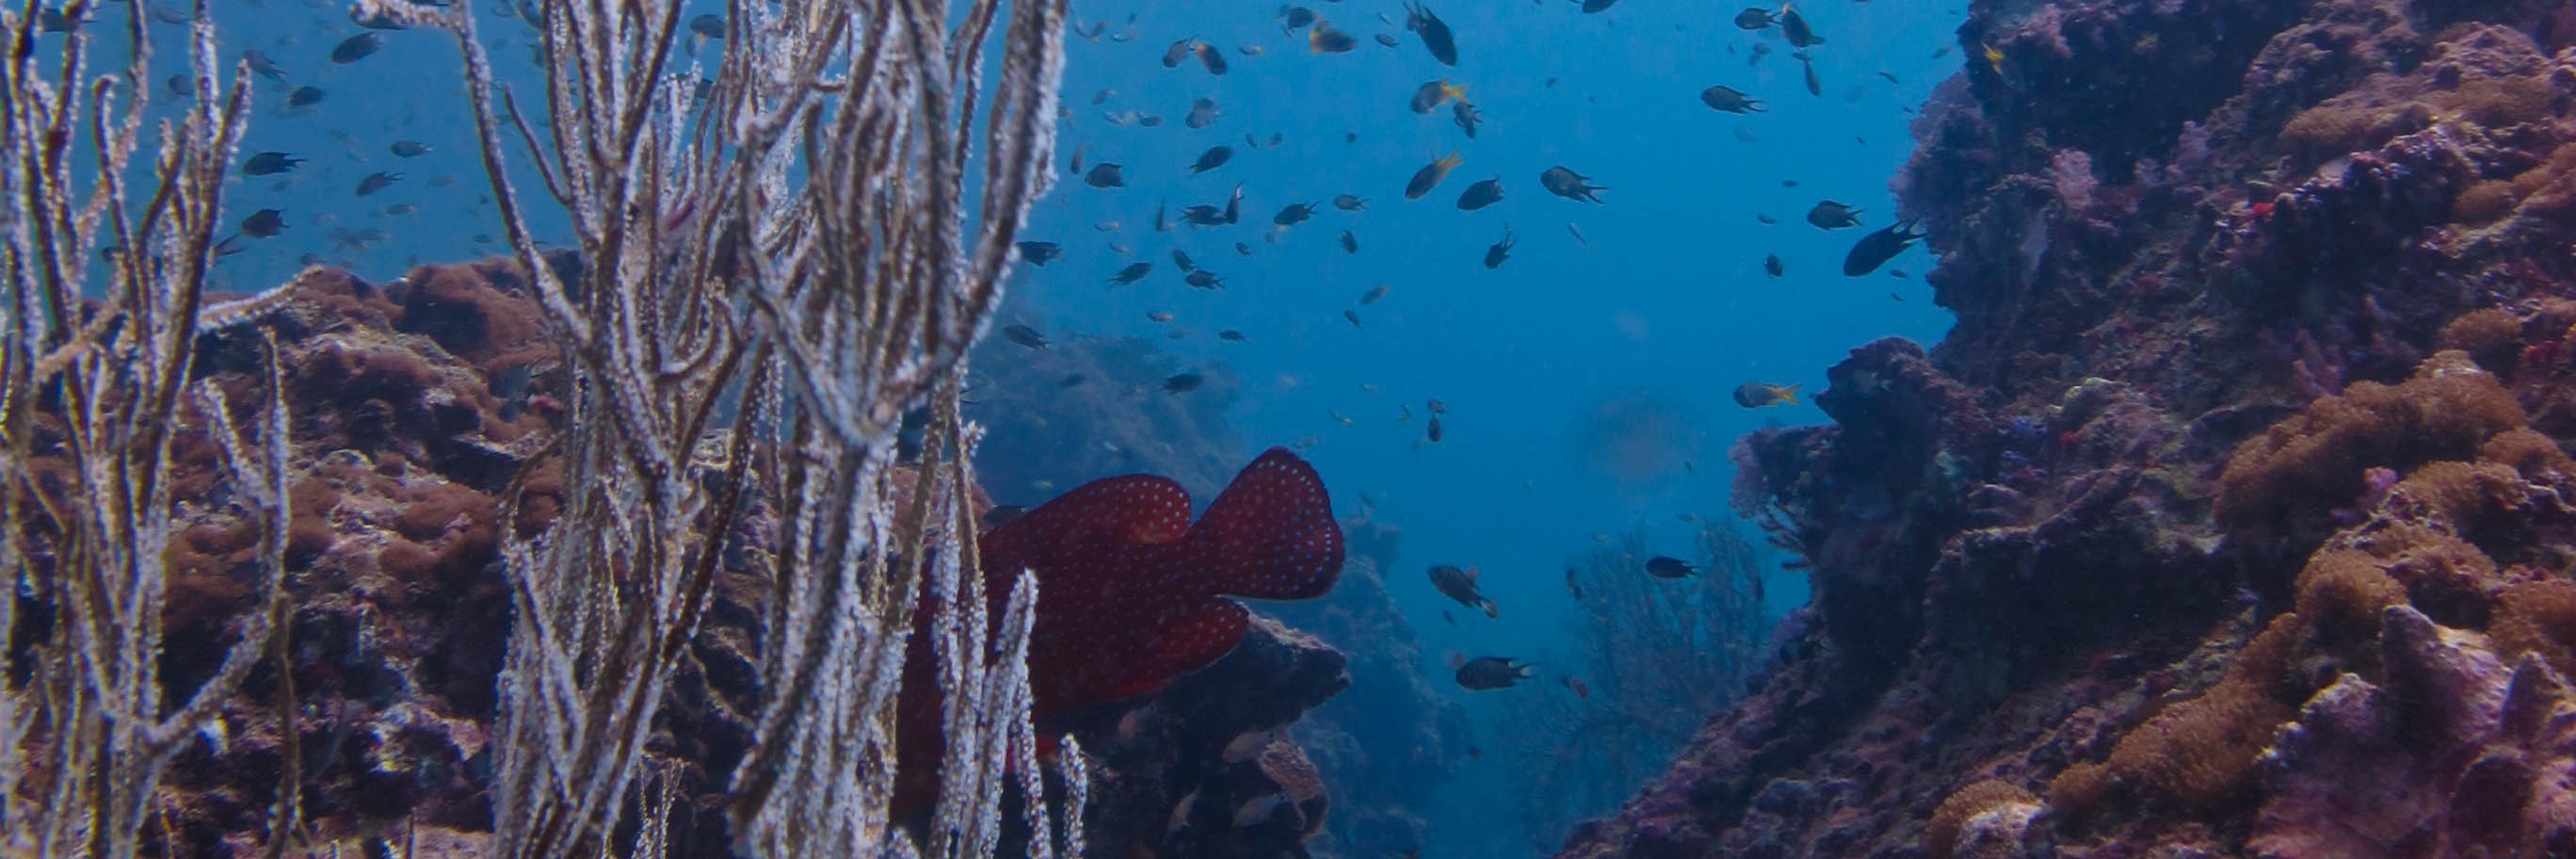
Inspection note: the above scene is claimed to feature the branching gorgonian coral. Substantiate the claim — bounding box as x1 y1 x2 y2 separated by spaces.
1 0 298 855
348 0 1076 855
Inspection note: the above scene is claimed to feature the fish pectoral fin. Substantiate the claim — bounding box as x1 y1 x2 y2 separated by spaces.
1106 600 1252 701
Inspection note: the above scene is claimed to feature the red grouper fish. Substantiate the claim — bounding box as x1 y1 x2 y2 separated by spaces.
893 446 1344 818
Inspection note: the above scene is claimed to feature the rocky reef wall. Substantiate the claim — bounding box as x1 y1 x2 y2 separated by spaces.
1558 0 2576 856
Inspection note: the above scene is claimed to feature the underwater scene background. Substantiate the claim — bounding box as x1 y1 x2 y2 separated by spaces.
7 0 2576 855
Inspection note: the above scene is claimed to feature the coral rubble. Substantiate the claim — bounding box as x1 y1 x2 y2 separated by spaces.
1559 0 2576 855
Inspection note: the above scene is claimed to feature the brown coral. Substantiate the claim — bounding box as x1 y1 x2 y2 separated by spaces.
2439 308 2525 370
2101 613 2306 814
2276 24 2563 168
2339 522 2500 630
2448 180 2520 225
2480 428 2574 478
2389 460 2528 535
2509 142 2576 215
2044 762 2114 827
2431 75 2560 129
2491 579 2576 679
2217 351 2526 561
1925 780 2037 859
2280 99 2434 161
2294 549 2408 646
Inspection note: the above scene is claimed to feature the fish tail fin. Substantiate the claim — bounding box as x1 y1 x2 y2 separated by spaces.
1480 599 1499 620
1188 447 1344 601
1780 384 1802 405
1440 151 1463 170
1443 81 1469 100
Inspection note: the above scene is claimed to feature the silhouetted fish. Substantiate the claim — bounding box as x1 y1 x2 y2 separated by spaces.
1309 19 1357 53
1016 241 1061 266
1406 152 1462 199
330 33 380 64
1538 166 1605 203
1843 220 1927 276
1456 178 1504 210
1699 85 1763 113
1190 145 1233 175
1807 201 1862 229
1002 324 1049 349
1404 2 1457 65
1644 556 1698 578
1452 655 1536 689
243 152 303 176
1428 564 1497 617
1780 6 1825 47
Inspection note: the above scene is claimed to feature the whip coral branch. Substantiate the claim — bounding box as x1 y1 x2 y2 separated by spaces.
2 2 292 854
351 0 1076 854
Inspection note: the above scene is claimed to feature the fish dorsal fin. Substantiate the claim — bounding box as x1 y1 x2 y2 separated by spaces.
1186 446 1344 601
1466 565 1479 583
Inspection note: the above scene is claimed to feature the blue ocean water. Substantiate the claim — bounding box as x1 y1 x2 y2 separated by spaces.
101 0 1958 851
1006 1 1965 850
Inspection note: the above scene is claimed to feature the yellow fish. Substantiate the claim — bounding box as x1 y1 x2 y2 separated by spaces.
1981 41 2005 75
1732 382 1802 409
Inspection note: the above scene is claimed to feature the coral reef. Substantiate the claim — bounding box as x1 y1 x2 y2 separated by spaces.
1556 0 2576 856
1062 615 1350 859
1924 780 2036 859
1489 525 1771 853
41 258 1355 857
1264 518 1474 857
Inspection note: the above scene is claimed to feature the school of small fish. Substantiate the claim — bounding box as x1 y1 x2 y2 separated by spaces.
1004 0 1937 466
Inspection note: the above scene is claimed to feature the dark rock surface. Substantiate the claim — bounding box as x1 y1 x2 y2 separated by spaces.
1558 0 2576 856
1064 616 1351 859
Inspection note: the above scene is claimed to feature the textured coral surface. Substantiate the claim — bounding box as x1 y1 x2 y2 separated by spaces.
1557 0 2576 855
